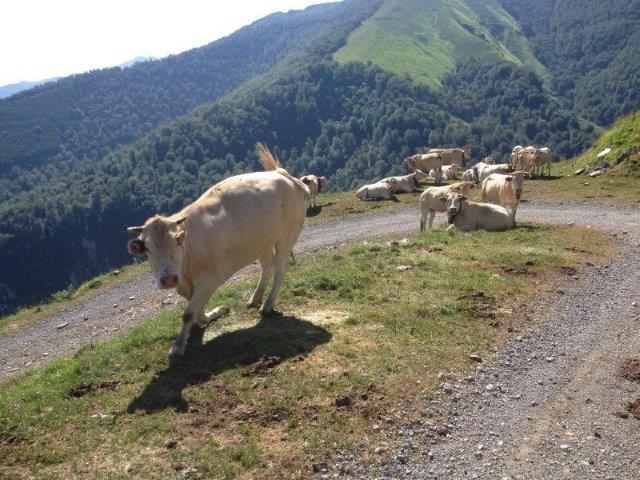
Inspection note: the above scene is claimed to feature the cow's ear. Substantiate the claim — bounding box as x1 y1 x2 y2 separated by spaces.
128 238 147 256
175 230 185 246
460 195 468 201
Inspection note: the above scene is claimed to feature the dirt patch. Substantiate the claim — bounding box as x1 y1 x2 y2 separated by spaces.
459 292 497 319
252 356 282 375
619 358 640 383
300 309 350 326
69 380 121 398
627 398 640 420
503 267 531 275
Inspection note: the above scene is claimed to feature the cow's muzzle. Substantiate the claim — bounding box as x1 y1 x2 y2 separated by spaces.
159 274 179 289
447 208 459 224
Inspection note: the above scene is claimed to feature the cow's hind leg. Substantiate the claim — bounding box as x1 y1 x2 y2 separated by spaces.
247 251 275 309
261 235 298 315
171 277 220 356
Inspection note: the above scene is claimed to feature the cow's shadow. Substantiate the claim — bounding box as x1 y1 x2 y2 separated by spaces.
306 202 334 217
127 314 331 414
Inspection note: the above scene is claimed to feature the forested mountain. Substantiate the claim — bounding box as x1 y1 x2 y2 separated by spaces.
1 0 638 311
498 0 640 125
0 0 380 199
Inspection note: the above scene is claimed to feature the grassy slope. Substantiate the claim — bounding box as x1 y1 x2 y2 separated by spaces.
333 0 546 89
526 110 640 204
0 225 611 478
569 110 640 174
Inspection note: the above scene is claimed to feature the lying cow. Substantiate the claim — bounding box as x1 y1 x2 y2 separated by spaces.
356 178 398 200
428 148 472 166
126 143 309 356
442 164 462 180
405 153 443 183
446 193 513 233
419 181 475 231
481 172 527 222
301 175 328 208
380 170 428 193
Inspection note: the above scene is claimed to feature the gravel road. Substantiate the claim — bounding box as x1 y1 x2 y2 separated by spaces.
1 202 637 405
338 203 640 480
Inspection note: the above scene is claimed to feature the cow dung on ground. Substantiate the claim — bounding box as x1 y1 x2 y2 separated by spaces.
627 398 640 420
619 358 640 383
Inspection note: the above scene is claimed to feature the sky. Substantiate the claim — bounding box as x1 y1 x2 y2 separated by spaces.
0 0 337 85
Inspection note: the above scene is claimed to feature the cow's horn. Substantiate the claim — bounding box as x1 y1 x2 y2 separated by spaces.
126 226 144 234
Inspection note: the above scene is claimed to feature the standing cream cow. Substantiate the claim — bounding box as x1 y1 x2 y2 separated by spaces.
446 193 513 233
301 175 328 208
405 153 443 183
429 148 472 166
481 172 527 222
126 143 309 356
419 182 476 231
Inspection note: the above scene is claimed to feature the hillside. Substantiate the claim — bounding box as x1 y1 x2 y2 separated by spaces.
1 0 639 311
0 0 379 200
334 0 547 89
499 0 640 126
571 110 640 175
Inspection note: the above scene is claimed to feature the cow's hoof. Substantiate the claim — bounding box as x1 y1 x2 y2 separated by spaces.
260 307 281 318
246 300 261 309
170 342 186 357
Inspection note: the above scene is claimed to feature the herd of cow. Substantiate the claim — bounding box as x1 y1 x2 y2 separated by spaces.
126 143 551 356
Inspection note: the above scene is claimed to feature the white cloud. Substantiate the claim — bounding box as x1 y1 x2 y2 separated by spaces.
0 0 337 85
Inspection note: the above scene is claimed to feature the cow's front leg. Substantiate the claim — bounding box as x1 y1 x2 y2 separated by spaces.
171 278 219 356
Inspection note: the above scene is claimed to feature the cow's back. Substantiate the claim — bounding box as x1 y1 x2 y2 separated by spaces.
182 172 306 279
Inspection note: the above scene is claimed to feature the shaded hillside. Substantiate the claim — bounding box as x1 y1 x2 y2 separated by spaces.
499 0 640 126
0 60 595 311
0 0 380 199
334 0 546 89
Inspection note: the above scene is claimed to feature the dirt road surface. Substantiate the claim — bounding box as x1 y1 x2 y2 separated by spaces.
341 203 640 480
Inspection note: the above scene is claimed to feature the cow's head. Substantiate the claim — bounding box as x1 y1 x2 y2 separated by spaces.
447 193 467 224
126 215 187 290
452 181 476 195
510 171 527 199
413 170 429 182
462 149 472 162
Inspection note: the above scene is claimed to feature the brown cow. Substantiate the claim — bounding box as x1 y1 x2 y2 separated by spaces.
126 143 309 356
429 148 472 166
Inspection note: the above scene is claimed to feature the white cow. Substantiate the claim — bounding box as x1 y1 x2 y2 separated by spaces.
301 175 328 208
356 179 398 200
381 170 428 193
481 172 527 222
419 182 476 231
446 193 513 233
475 163 514 185
405 153 443 183
126 143 309 356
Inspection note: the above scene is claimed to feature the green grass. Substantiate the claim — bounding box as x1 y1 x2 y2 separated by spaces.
569 110 640 175
0 263 148 337
0 225 611 479
333 0 547 89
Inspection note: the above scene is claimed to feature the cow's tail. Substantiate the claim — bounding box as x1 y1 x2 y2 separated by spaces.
256 142 310 197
